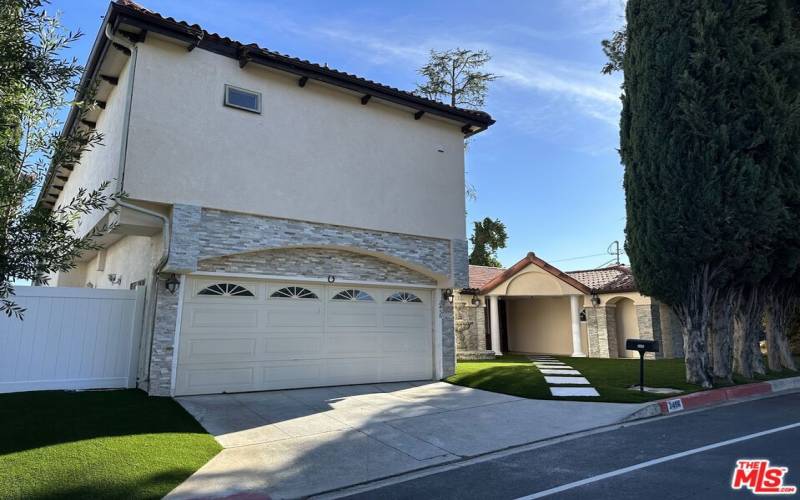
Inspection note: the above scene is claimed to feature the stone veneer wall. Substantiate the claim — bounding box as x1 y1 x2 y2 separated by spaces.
452 292 494 360
440 297 456 376
198 247 436 285
146 205 462 395
660 304 685 358
586 305 618 358
636 304 663 360
452 239 469 289
165 205 453 279
145 276 179 395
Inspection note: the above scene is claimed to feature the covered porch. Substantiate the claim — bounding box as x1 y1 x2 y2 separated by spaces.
455 254 682 361
481 253 591 358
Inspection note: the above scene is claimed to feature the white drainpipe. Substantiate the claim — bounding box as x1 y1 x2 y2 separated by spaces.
105 24 172 390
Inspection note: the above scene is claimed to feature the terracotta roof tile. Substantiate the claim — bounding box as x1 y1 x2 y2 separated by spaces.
113 1 494 126
468 265 506 288
566 265 637 293
475 253 592 295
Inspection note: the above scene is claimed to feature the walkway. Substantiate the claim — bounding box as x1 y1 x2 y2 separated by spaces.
529 355 600 397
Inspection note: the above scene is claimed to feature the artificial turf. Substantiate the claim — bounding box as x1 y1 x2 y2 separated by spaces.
0 389 221 500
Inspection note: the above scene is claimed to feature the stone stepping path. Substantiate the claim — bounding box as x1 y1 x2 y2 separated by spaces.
544 376 590 385
540 368 582 375
534 363 574 369
550 387 601 397
528 355 599 397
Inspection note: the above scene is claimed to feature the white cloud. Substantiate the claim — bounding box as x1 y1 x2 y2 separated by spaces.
490 52 621 126
304 25 622 128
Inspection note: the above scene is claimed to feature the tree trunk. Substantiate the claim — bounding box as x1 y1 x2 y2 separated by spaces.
733 287 766 378
710 295 734 383
733 315 752 378
683 323 712 388
764 289 798 372
674 265 716 388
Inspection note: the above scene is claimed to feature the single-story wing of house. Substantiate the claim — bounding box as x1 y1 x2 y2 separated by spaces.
453 252 685 361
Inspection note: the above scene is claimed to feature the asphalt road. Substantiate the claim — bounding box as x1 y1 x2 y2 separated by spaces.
341 392 800 499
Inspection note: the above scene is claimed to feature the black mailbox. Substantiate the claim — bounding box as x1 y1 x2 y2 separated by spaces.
626 339 660 392
626 339 660 354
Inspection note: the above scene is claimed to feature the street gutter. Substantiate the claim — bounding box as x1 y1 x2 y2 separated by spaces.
314 380 800 499
626 376 800 420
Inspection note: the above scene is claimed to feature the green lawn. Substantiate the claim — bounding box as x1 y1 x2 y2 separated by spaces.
447 355 800 404
0 389 221 500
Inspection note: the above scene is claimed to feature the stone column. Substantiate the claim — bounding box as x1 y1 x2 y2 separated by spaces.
636 303 663 359
147 275 181 396
440 295 456 377
586 305 618 358
570 295 586 357
489 295 502 356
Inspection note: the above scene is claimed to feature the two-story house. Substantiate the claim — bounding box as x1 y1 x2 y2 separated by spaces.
38 0 494 396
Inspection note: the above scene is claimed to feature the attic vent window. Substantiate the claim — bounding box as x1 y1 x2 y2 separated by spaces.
224 84 261 113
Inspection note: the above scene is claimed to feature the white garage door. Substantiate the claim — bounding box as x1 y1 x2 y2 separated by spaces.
174 277 434 395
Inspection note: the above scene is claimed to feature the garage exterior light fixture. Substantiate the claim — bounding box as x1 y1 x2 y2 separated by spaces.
471 295 481 307
591 291 601 306
165 273 180 295
442 288 454 304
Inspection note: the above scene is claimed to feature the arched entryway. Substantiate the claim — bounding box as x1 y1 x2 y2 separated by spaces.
611 297 640 358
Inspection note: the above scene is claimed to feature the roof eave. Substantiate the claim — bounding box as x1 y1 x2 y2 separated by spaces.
478 252 592 295
35 2 117 211
111 2 495 130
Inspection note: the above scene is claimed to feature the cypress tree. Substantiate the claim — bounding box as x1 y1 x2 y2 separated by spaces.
620 0 799 386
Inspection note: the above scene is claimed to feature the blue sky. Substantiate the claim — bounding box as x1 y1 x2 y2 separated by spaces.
49 0 628 270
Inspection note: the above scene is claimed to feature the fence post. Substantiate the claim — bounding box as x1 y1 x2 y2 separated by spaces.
127 286 147 388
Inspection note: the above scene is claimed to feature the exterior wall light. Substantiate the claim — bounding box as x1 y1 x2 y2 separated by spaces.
591 292 601 307
442 288 454 303
580 309 587 322
107 273 122 286
471 295 482 307
327 275 336 283
165 273 180 295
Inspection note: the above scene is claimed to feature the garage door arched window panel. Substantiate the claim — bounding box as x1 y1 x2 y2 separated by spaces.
386 291 423 303
270 286 319 299
331 289 374 302
197 283 255 297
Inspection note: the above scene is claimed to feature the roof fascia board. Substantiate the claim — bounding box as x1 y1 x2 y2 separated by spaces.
35 3 117 209
110 3 493 130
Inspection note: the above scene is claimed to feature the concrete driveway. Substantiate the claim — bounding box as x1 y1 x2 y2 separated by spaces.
167 381 645 499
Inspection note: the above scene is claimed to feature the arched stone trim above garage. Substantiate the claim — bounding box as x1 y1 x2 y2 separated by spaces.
197 247 436 286
163 205 459 285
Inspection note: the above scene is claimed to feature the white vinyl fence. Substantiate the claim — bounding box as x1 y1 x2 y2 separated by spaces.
0 286 145 393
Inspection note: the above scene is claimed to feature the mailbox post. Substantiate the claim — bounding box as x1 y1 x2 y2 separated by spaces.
626 339 660 392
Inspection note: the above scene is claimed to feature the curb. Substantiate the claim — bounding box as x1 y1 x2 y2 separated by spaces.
644 376 800 416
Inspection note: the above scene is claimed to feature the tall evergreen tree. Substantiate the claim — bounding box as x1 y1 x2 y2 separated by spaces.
469 218 507 268
619 0 800 386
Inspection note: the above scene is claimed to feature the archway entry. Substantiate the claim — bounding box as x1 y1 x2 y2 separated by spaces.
612 297 640 358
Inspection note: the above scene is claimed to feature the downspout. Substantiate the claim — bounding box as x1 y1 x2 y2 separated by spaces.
105 25 172 391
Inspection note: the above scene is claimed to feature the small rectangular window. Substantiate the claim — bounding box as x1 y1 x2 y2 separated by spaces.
224 84 261 113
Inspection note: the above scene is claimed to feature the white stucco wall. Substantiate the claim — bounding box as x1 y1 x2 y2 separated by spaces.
506 297 574 355
488 264 585 297
124 38 467 240
54 58 132 237
614 299 640 358
83 234 162 290
52 262 89 288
